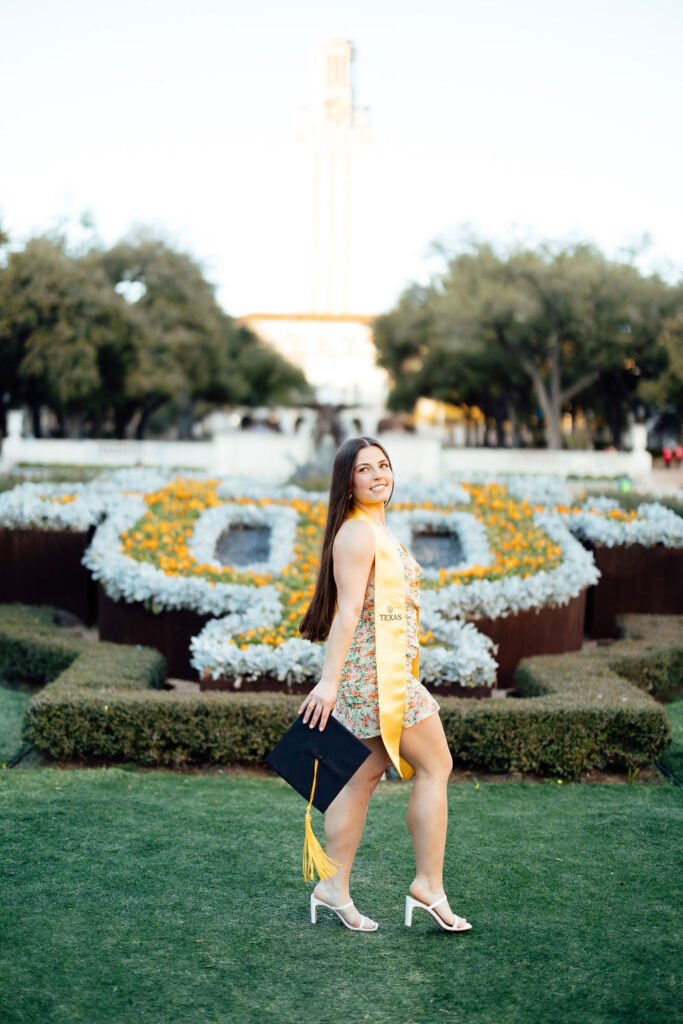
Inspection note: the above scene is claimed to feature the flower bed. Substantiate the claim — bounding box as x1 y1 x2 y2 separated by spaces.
188 480 596 689
0 526 98 625
80 476 509 686
96 585 211 680
585 545 683 638
4 471 683 689
0 470 173 624
567 497 683 637
467 592 587 687
568 497 683 548
0 469 173 531
194 614 498 694
189 481 603 688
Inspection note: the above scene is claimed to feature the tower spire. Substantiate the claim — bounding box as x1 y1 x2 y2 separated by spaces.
298 38 371 314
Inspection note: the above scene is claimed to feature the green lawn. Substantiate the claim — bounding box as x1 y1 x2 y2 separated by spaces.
0 682 33 765
1 769 681 1024
660 696 683 781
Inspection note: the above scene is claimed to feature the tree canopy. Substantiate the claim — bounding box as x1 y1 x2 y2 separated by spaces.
375 239 682 447
638 314 683 427
0 233 311 438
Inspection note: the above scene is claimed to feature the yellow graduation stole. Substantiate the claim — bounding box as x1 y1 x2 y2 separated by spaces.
347 505 418 780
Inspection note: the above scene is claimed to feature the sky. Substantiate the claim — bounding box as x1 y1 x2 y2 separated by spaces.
1 0 682 316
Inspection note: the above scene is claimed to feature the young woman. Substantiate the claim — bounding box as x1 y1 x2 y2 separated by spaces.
298 436 472 933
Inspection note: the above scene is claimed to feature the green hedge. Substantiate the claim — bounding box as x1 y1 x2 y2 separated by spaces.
0 605 83 683
611 615 683 698
2 604 676 777
497 618 677 776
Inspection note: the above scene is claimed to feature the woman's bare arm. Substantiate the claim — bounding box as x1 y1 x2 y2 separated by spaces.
298 520 375 730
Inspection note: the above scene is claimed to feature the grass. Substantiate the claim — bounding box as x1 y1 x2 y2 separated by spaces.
0 679 34 765
660 696 683 780
0 467 104 493
2 650 682 1023
1 769 681 1024
0 465 201 494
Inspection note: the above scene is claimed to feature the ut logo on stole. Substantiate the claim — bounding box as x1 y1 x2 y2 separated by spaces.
379 604 403 622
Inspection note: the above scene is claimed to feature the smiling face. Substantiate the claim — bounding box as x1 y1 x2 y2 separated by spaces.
350 445 394 507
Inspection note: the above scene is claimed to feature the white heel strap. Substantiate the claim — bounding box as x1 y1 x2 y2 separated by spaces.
316 896 353 911
428 895 447 911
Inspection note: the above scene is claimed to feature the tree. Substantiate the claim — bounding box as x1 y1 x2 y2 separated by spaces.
572 266 675 447
375 239 682 448
0 236 136 437
0 231 312 439
96 236 311 438
229 325 313 409
639 313 683 438
96 237 225 437
374 276 534 445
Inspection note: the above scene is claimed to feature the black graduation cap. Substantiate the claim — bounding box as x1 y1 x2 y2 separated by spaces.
265 714 372 880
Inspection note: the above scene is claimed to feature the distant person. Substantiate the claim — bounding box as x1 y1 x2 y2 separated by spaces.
662 446 672 469
674 444 683 468
298 436 472 934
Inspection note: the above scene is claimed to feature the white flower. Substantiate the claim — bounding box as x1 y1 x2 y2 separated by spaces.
82 495 283 619
424 512 600 619
190 628 326 683
393 480 470 506
189 610 499 688
216 477 325 503
455 473 572 506
189 502 299 575
569 501 683 548
0 468 174 531
387 508 494 579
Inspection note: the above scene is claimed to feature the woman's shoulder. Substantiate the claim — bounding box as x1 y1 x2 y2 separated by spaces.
333 518 375 557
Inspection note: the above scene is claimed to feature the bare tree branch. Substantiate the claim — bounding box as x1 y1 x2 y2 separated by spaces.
562 370 600 404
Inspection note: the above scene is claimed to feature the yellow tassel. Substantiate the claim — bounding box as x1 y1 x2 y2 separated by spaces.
302 759 340 882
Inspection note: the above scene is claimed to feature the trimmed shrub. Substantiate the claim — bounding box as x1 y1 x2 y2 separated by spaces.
611 615 683 698
0 604 83 683
506 638 674 776
28 690 301 766
3 604 675 778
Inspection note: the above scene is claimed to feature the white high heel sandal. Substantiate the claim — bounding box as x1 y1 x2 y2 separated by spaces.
310 892 378 932
405 894 472 932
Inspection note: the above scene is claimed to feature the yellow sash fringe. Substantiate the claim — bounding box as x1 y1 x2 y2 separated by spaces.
347 506 417 780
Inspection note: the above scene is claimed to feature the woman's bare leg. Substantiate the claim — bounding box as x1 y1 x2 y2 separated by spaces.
313 736 389 928
399 713 469 927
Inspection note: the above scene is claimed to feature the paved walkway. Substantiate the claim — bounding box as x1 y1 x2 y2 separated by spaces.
642 466 683 495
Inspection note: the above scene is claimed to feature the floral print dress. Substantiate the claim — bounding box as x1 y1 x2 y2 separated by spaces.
332 534 440 739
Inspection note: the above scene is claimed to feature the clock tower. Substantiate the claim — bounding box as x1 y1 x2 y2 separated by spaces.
298 38 371 314
241 40 387 412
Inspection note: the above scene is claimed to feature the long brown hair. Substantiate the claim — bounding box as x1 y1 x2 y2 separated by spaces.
298 436 395 642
